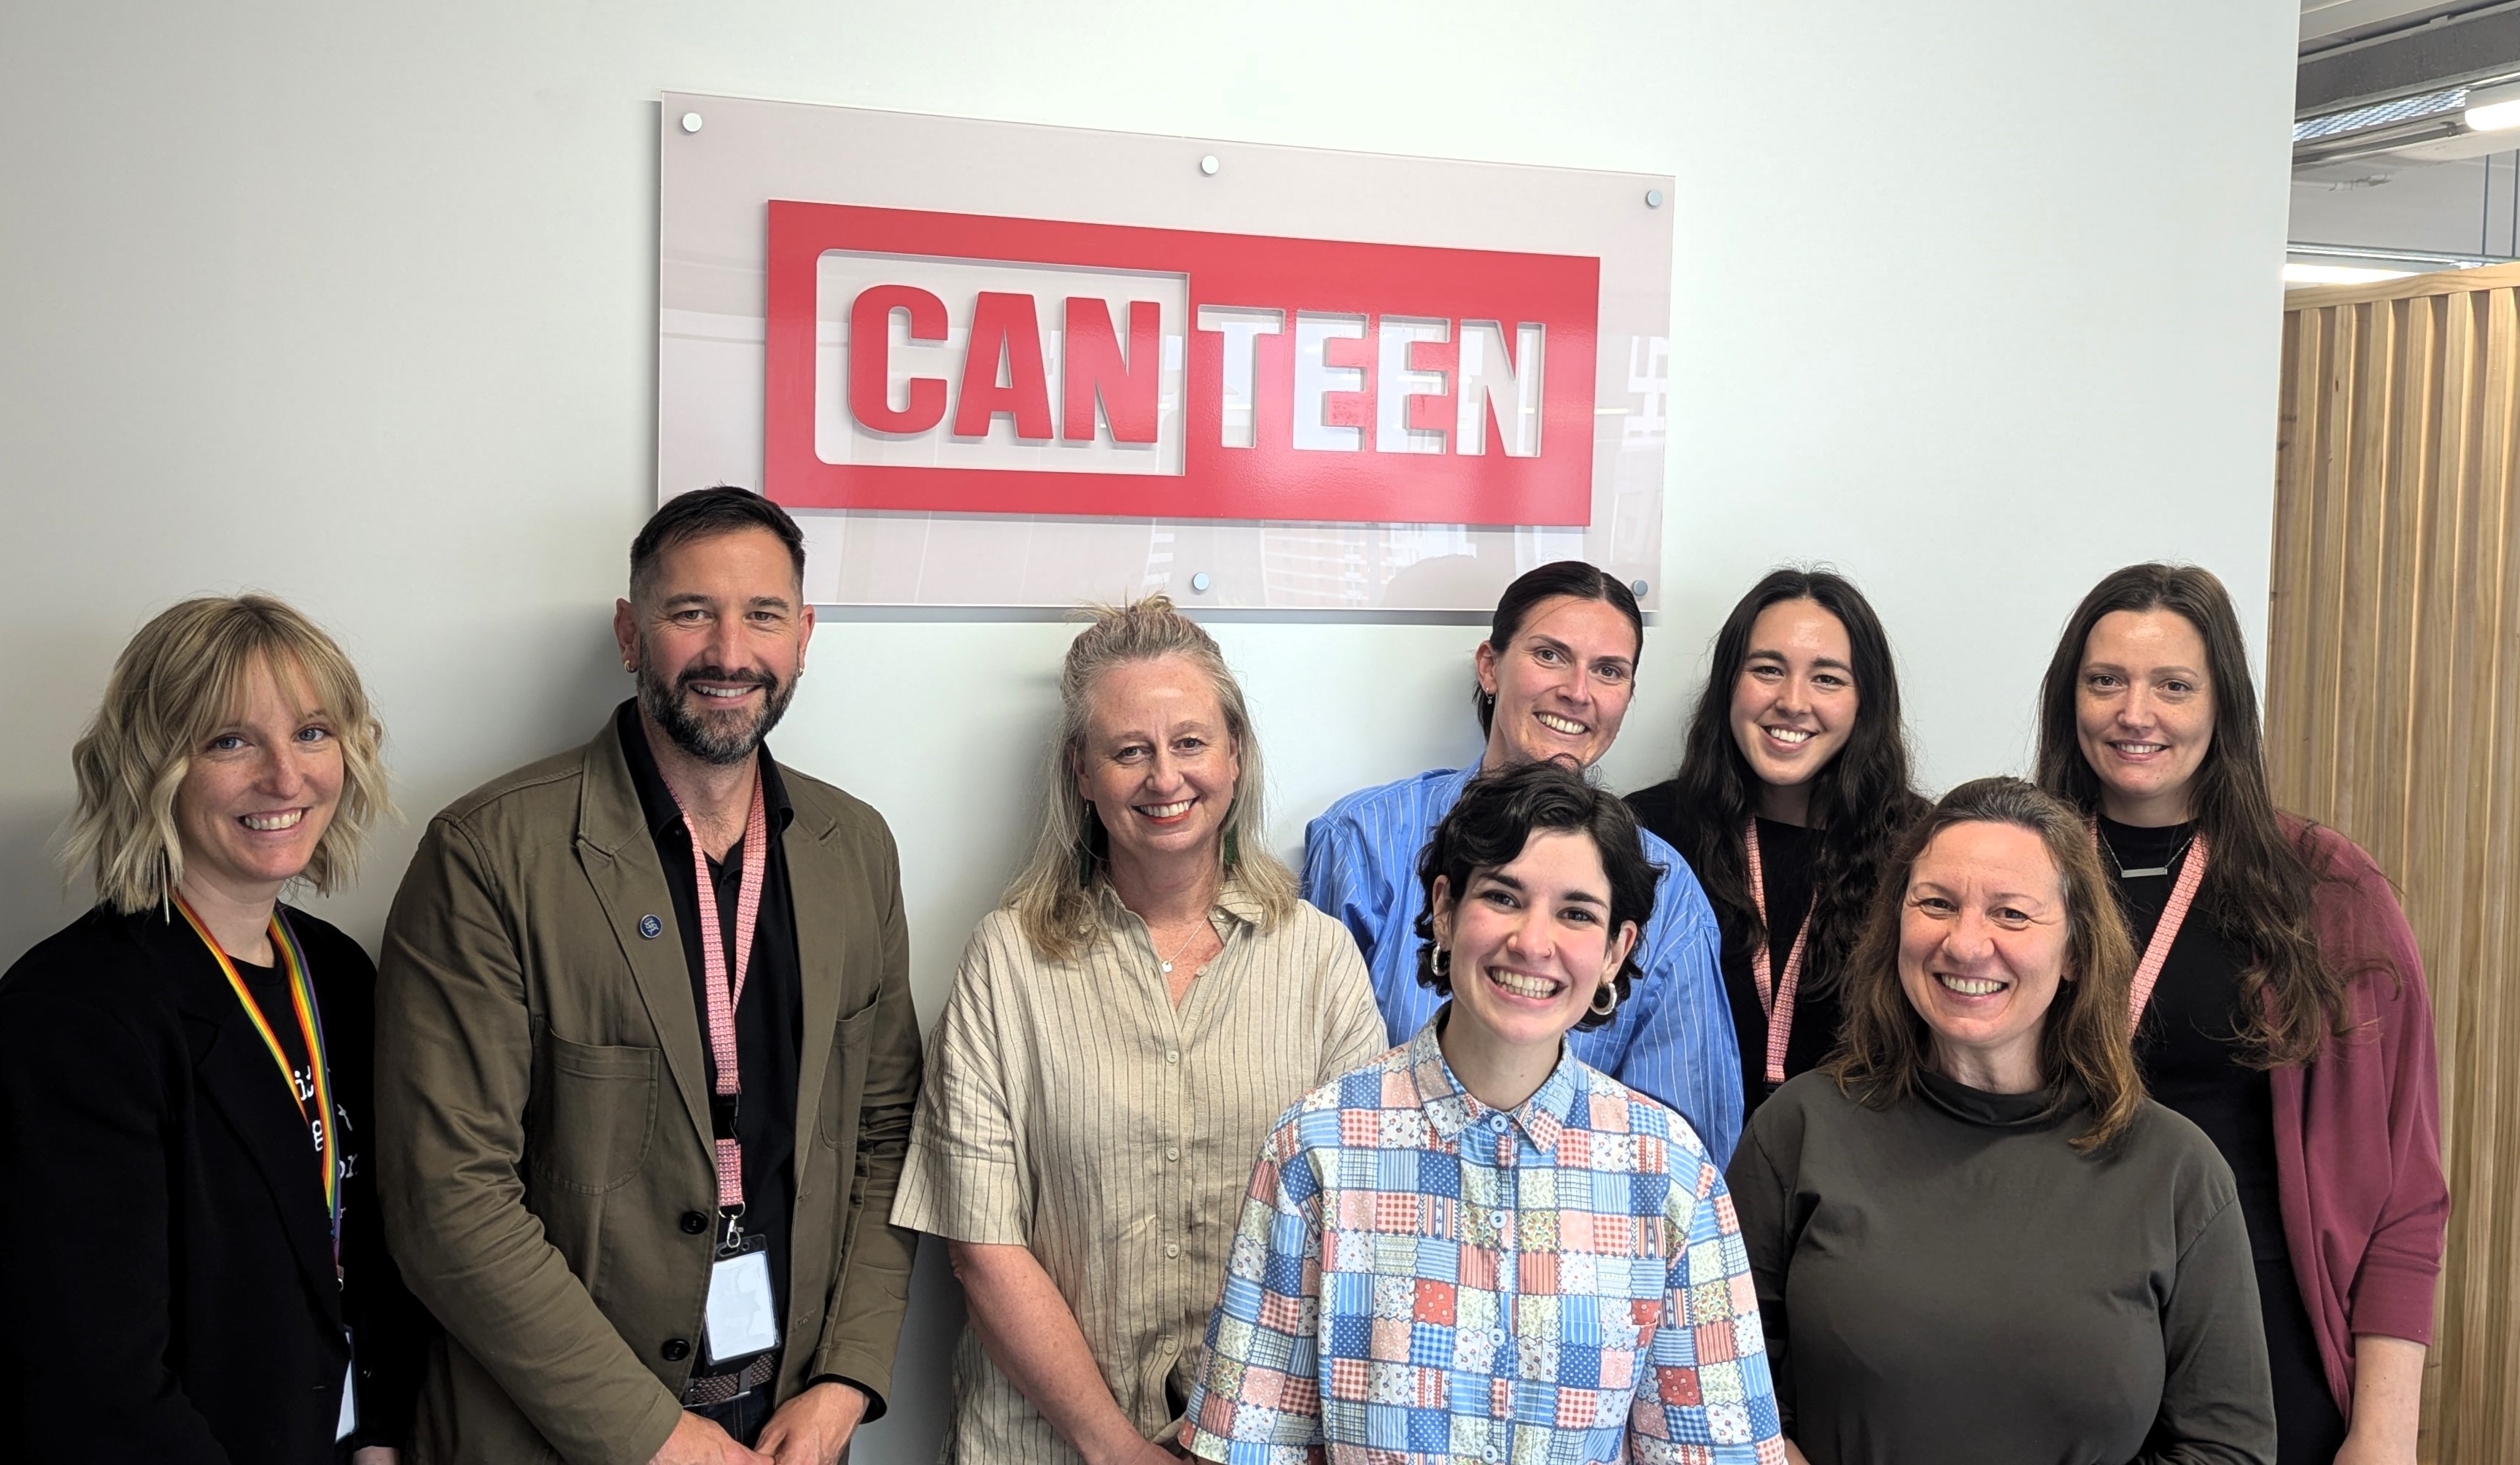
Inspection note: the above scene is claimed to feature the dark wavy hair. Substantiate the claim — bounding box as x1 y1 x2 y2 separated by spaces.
1659 568 1926 992
1412 762 1662 1032
2034 563 2353 1067
1473 562 1644 735
1828 777 2144 1153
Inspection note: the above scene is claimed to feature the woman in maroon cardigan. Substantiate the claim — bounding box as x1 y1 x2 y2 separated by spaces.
2035 563 2446 1465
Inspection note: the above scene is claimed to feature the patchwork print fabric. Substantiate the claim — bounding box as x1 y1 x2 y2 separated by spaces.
1185 1019 1786 1464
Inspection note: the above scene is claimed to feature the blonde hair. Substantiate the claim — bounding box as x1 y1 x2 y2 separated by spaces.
65 595 392 913
1007 596 1296 961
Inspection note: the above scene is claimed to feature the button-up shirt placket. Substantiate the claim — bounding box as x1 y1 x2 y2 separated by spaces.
1125 895 1231 1414
1187 1020 1786 1464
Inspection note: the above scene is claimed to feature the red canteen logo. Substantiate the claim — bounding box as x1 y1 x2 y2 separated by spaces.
763 203 1600 525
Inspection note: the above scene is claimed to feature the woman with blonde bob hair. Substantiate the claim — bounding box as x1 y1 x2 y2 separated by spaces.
894 595 1384 1465
1727 776 2277 1465
0 594 424 1464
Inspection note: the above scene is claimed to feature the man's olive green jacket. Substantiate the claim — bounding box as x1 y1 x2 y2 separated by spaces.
373 722 921 1465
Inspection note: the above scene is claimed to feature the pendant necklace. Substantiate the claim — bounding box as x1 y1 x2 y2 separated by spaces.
2099 826 2196 880
1159 922 1209 975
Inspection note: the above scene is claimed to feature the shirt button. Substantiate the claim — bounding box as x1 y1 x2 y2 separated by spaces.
1164 1242 1181 1258
1160 1337 1179 1354
1165 1147 1181 1162
1165 1049 1179 1064
679 1211 709 1235
660 1338 691 1361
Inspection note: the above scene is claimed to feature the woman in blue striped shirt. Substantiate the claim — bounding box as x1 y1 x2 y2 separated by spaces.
1300 561 1745 1165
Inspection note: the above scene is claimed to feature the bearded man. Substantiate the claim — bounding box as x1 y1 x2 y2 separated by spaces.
375 488 920 1465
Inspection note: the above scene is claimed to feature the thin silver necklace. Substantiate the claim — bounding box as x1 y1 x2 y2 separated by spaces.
1158 923 1209 975
2100 826 2196 881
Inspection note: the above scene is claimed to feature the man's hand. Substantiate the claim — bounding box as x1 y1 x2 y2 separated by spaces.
756 1381 870 1465
647 1411 772 1465
349 1450 399 1465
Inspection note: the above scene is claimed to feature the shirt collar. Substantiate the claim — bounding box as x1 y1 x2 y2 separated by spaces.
1404 1009 1581 1154
613 698 796 846
1091 872 1266 933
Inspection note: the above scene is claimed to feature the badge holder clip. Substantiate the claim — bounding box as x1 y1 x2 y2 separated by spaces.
702 1199 778 1367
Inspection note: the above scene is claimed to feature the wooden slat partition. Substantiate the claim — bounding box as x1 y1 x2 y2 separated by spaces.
2272 262 2520 1464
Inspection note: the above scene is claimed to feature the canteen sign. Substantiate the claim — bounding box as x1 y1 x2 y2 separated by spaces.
656 93 1672 609
764 203 1600 525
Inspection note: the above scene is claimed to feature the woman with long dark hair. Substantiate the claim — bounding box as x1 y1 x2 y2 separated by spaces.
2036 563 2445 1465
1627 569 1926 1115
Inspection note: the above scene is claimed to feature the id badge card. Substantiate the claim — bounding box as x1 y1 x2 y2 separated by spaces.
702 1233 780 1365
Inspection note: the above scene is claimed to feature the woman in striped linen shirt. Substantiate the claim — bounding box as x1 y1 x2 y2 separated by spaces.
893 597 1387 1465
1186 762 1787 1465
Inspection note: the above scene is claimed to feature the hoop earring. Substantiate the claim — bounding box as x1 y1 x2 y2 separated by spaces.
1589 983 1618 1018
1430 946 1450 979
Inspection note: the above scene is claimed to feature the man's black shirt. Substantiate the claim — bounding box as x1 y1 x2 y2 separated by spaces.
615 700 804 1377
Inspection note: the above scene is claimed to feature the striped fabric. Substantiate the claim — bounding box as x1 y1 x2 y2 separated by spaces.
892 880 1389 1464
1301 764 1747 1165
1182 1019 1787 1465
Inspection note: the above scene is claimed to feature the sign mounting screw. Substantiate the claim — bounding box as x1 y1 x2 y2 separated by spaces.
1199 155 1220 177
1190 572 1212 593
1644 188 1664 208
1630 579 1649 598
680 112 704 134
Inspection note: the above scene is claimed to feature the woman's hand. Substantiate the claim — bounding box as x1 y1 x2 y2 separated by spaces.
2336 1335 2425 1465
950 1240 1167 1465
1783 1439 1812 1465
2333 1433 2415 1465
349 1450 399 1465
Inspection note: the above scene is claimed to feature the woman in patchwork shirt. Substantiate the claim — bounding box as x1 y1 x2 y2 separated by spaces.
1185 761 1787 1465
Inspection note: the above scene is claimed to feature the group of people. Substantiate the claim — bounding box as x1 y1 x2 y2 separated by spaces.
0 486 2446 1465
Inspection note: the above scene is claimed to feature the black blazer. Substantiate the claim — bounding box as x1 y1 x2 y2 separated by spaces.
0 904 427 1463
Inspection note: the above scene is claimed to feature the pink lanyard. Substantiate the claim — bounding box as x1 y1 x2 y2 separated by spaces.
1744 819 1810 1087
2099 824 2211 1032
675 765 769 1217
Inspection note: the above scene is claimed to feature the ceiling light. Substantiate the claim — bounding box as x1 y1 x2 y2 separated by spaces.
2466 98 2520 132
2284 263 2415 285
2466 82 2520 132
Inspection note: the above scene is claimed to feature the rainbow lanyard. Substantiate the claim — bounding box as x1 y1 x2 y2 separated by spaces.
174 894 341 1262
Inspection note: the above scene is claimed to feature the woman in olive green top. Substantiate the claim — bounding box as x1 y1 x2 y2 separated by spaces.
1726 777 2274 1465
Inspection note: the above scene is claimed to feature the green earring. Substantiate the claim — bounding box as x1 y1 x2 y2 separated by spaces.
1221 795 1242 870
1076 803 1102 888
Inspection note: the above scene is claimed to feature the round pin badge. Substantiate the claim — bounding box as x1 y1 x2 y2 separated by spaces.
638 913 664 940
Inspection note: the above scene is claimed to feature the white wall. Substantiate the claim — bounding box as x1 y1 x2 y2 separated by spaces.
0 2 2299 1459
